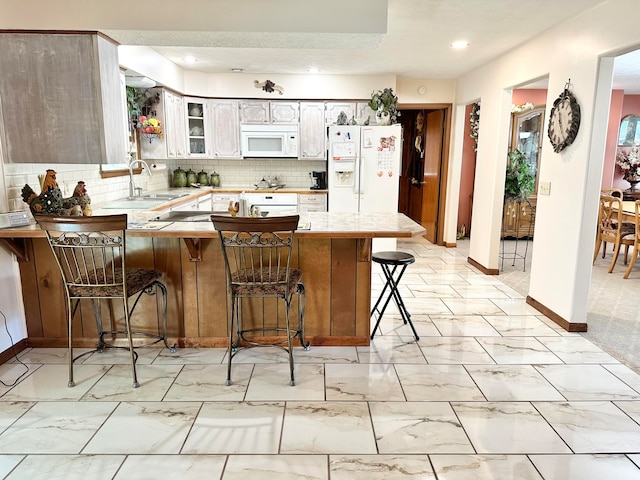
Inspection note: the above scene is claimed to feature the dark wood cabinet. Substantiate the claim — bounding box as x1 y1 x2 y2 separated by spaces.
502 196 536 239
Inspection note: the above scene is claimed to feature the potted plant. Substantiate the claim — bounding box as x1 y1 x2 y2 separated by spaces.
504 149 535 201
368 87 400 125
126 87 160 124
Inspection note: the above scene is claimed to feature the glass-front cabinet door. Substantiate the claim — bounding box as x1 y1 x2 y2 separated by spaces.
510 106 544 192
185 98 207 156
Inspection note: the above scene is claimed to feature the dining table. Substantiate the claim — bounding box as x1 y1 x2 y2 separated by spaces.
620 200 638 223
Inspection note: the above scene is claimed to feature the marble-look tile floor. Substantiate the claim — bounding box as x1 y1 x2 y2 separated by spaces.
1 238 640 479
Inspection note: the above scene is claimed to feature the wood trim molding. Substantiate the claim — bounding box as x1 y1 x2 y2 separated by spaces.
24 335 373 349
0 338 28 365
183 238 202 262
0 238 28 262
444 242 456 248
467 256 499 275
526 295 588 332
357 238 371 262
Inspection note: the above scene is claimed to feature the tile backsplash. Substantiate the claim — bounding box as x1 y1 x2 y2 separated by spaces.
4 158 326 212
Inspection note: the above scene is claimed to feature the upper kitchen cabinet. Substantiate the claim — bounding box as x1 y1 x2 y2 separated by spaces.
240 100 299 124
270 101 299 124
164 90 187 158
299 102 326 160
209 99 241 159
325 102 356 126
0 32 127 164
356 102 376 126
185 97 209 157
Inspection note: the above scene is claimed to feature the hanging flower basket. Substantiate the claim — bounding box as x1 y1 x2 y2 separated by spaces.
137 115 163 142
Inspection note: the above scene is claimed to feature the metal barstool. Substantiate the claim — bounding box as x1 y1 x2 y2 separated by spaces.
370 251 419 341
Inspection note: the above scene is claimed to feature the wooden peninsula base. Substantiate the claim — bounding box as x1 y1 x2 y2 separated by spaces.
8 212 425 348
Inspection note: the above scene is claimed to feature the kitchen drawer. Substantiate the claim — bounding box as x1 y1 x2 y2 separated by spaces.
211 193 239 204
298 193 327 204
298 204 326 213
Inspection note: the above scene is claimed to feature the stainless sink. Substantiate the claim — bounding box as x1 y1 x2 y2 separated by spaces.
102 192 191 210
141 193 190 200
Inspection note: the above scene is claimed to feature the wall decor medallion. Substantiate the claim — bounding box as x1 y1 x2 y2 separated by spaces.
254 79 284 95
547 80 581 153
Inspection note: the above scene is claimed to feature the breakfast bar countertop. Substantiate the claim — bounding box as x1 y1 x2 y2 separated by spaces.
0 185 424 240
0 211 425 239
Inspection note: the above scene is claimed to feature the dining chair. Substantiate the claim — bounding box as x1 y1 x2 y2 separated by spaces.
624 200 640 279
593 195 635 273
596 188 634 259
210 214 309 387
36 214 175 388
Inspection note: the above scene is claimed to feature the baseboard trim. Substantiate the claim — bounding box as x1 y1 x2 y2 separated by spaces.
467 256 500 275
526 295 588 332
444 242 457 248
0 338 28 364
21 335 373 349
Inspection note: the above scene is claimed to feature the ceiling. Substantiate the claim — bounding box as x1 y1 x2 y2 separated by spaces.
2 0 638 91
116 0 640 93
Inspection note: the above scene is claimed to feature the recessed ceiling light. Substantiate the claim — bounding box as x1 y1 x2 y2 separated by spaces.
231 68 244 73
308 67 319 74
450 41 469 49
184 55 197 64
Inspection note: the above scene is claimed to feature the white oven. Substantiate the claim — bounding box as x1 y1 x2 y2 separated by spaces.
241 124 298 158
244 193 298 217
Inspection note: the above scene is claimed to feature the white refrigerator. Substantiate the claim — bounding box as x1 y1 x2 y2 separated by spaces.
327 124 402 251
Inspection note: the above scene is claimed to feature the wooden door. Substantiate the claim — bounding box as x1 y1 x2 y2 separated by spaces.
421 110 445 243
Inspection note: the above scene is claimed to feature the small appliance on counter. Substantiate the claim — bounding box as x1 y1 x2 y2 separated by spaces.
311 171 327 190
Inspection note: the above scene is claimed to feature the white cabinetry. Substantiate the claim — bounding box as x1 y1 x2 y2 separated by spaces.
209 99 241 159
185 97 209 157
356 101 376 126
299 102 326 161
298 193 327 212
325 102 356 125
164 90 187 158
240 100 299 124
240 101 269 124
270 101 299 123
211 193 239 213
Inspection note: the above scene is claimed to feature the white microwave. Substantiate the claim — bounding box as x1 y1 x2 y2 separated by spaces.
241 124 298 158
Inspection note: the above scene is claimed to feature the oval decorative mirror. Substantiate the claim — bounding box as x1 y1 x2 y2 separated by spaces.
618 114 640 146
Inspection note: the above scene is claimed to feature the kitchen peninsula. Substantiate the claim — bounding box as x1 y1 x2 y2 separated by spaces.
0 194 425 349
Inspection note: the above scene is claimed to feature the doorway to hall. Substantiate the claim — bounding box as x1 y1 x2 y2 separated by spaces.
397 105 451 245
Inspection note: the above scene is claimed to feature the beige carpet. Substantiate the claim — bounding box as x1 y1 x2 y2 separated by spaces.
457 238 640 372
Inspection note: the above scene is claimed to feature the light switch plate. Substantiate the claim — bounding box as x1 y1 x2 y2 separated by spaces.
539 181 551 196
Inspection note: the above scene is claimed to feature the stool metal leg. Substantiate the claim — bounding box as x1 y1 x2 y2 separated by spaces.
371 265 404 338
370 263 419 341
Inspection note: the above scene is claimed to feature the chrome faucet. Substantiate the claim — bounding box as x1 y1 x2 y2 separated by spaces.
128 159 152 198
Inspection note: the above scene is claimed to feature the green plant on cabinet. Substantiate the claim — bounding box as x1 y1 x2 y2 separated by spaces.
368 87 400 124
504 149 535 200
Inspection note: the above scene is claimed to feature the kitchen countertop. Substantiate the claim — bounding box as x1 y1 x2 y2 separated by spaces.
186 187 328 195
0 188 424 240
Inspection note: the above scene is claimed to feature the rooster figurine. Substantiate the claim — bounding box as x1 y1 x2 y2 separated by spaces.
228 200 240 217
21 169 63 215
61 181 92 216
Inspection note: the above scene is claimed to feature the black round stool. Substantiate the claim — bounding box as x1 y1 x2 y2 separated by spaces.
370 251 419 341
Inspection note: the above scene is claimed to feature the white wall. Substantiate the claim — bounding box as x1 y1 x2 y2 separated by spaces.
0 97 27 351
453 0 640 323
